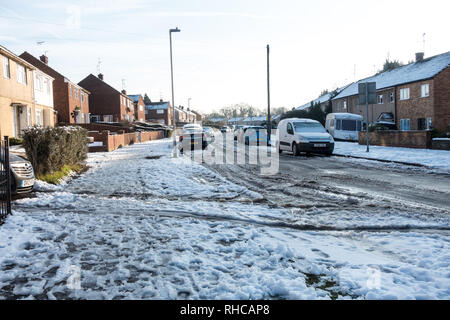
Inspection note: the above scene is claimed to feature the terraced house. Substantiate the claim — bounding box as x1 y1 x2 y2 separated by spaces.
332 51 450 132
19 52 90 124
0 45 55 138
78 74 135 123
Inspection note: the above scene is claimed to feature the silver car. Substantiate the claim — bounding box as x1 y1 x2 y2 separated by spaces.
9 153 35 194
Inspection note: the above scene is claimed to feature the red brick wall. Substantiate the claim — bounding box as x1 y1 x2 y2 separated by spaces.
359 130 432 149
88 130 164 152
433 66 450 132
396 79 434 130
146 107 172 125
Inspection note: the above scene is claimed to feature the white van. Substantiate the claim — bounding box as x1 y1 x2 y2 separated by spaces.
277 118 334 156
325 113 363 141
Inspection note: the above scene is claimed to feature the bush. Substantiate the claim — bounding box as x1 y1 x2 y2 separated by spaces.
22 126 88 176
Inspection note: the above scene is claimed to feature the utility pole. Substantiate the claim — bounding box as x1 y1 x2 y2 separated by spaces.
266 44 271 146
169 27 181 158
365 83 369 152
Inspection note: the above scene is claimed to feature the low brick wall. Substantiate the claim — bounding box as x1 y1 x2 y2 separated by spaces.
432 138 450 150
88 130 164 152
359 130 432 149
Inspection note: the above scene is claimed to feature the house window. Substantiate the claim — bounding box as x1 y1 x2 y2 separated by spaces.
378 95 384 104
139 105 143 111
421 84 429 97
157 109 164 114
2 55 10 79
35 109 43 126
75 88 78 99
17 64 27 85
400 119 410 131
417 118 426 130
390 92 394 103
427 117 432 130
46 79 51 94
343 101 347 111
36 74 43 91
399 88 410 100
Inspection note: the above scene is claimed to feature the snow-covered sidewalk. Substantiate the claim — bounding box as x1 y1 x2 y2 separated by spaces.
334 142 450 172
0 139 449 300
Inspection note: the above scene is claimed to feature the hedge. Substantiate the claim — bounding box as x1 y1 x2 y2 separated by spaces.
22 126 88 176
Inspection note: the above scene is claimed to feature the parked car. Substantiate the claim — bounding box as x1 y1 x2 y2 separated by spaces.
202 126 215 142
374 112 397 130
1 149 35 194
233 125 244 140
179 127 208 153
237 126 268 146
277 118 334 156
325 113 363 141
221 126 231 133
183 123 202 130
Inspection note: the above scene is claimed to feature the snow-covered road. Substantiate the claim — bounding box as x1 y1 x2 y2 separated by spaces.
0 140 449 299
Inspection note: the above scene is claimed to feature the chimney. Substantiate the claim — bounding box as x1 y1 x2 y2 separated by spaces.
40 54 48 65
122 89 127 95
415 52 424 62
98 73 104 80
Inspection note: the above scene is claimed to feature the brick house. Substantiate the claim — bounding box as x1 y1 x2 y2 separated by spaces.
127 94 146 122
332 51 450 132
145 100 172 125
19 52 90 124
78 74 135 123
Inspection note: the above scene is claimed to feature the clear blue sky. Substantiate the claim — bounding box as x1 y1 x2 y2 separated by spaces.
1 0 449 113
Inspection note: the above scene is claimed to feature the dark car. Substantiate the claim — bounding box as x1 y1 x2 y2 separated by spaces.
179 128 208 154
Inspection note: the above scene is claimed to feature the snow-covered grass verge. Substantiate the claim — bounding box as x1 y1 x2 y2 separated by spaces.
334 142 450 172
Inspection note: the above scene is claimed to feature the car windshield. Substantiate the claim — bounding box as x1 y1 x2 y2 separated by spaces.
293 122 326 133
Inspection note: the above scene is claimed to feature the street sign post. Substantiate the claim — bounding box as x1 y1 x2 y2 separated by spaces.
358 82 376 152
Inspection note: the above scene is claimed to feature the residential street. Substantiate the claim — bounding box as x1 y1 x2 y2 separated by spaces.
1 139 449 300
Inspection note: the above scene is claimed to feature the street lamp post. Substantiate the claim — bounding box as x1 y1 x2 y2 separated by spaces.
170 27 180 157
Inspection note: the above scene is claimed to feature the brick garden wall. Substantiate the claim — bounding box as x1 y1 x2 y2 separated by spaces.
359 130 432 149
88 130 164 152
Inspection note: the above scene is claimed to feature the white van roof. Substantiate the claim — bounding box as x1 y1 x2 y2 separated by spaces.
281 118 320 123
326 113 363 120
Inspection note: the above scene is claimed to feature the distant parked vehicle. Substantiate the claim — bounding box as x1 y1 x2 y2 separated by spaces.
202 126 215 142
325 113 363 141
221 126 231 133
183 123 202 130
179 127 208 154
237 126 268 146
278 118 334 156
1 150 35 194
374 112 397 130
233 125 243 140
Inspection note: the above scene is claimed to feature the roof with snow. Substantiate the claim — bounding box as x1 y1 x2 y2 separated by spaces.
127 94 142 103
227 117 243 123
243 116 266 122
334 51 450 100
296 84 351 111
208 117 226 122
145 102 169 110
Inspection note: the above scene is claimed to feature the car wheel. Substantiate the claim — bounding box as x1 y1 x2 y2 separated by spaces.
292 143 299 156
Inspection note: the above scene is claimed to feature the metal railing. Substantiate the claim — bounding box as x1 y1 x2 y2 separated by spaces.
0 136 12 225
